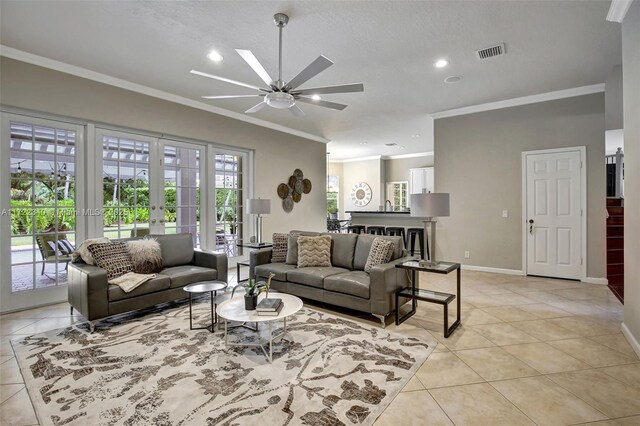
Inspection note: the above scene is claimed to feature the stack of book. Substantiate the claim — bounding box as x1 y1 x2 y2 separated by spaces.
256 298 283 316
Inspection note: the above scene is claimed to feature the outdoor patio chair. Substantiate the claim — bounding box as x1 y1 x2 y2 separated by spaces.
35 234 73 279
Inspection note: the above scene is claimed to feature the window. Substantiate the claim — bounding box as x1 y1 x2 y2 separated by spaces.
386 181 408 211
327 175 339 216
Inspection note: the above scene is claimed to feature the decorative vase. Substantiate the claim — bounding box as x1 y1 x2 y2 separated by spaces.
245 294 258 310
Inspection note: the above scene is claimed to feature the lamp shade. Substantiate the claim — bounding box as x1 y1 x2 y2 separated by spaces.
410 193 450 218
247 198 271 215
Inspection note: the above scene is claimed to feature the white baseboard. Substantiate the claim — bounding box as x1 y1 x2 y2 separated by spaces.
582 277 609 285
461 265 525 276
621 323 640 358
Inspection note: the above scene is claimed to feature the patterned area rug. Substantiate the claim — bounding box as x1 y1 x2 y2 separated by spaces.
12 302 433 426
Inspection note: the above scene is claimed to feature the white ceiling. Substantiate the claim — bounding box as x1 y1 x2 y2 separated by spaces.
0 1 621 160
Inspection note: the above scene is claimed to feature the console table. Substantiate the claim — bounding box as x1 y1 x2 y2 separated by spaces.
395 260 461 337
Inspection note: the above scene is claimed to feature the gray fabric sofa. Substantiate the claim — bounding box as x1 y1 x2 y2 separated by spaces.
250 232 411 327
68 233 227 331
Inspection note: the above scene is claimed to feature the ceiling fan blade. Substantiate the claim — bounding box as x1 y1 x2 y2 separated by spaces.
236 49 275 87
294 83 364 96
285 55 334 90
202 95 262 99
296 97 347 111
245 102 267 114
190 70 265 91
289 104 306 117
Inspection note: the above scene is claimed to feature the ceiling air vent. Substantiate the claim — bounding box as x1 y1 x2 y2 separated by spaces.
476 43 506 60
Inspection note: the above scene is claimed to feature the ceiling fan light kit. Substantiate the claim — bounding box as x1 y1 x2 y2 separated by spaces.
191 13 364 117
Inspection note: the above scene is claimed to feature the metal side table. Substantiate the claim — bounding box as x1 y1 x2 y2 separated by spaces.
183 281 228 332
395 260 461 338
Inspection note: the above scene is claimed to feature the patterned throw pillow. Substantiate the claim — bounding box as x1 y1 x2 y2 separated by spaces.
127 238 163 274
271 233 288 263
87 241 134 280
364 238 396 273
71 237 110 264
297 235 332 268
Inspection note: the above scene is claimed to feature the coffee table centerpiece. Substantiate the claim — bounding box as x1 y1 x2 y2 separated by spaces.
231 272 276 310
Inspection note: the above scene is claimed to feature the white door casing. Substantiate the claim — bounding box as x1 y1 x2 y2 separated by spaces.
523 147 585 280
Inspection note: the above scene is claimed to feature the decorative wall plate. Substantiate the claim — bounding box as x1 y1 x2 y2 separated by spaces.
351 181 372 207
288 175 297 188
278 169 312 212
292 191 302 203
282 196 294 212
293 169 303 180
302 179 312 194
277 183 290 199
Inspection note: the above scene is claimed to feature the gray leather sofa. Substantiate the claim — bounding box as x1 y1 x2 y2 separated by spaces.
68 233 227 331
250 232 411 327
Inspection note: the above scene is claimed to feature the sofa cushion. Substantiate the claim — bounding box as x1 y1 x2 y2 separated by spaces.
287 266 349 289
285 231 319 265
255 263 297 281
324 271 370 299
297 235 332 268
147 233 194 267
354 235 403 270
271 233 288 263
364 238 396 273
161 265 217 288
324 233 358 270
108 274 171 302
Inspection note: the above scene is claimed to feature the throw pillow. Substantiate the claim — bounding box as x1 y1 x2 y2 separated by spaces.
87 241 134 280
71 237 110 264
127 238 163 274
364 238 396 273
47 241 64 256
271 233 288 263
58 239 75 254
285 232 302 265
297 235 332 268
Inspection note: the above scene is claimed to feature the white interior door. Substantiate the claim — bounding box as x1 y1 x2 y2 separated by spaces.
525 148 583 279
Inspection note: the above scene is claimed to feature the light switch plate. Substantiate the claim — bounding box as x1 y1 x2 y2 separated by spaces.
502 210 509 218
464 251 470 259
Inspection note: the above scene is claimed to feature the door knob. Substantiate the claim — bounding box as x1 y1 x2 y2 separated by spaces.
151 219 157 224
159 219 165 224
529 219 534 234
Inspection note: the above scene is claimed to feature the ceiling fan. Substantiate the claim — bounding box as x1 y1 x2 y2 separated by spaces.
190 13 364 117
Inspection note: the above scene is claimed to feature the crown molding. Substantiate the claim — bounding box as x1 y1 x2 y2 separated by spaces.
431 83 605 119
607 0 633 22
329 151 434 163
385 151 434 160
0 46 329 144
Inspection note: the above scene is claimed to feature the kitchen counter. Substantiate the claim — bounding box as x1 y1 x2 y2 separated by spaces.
347 210 424 228
345 210 410 214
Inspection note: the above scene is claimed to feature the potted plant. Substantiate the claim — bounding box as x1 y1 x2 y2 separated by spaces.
328 207 338 219
231 273 275 310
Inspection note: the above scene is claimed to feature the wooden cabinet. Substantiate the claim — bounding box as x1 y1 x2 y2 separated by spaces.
409 167 434 194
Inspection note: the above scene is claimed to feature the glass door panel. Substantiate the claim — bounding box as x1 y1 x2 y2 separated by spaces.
214 153 243 257
1 115 84 311
161 142 202 247
100 133 151 239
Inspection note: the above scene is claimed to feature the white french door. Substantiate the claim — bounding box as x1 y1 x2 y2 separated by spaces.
97 130 205 246
523 147 585 280
1 113 85 312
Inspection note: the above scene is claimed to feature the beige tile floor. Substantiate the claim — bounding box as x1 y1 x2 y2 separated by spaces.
1 270 638 426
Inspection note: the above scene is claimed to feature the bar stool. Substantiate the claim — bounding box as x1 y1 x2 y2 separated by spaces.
407 227 430 259
385 227 406 249
347 225 366 234
366 226 386 235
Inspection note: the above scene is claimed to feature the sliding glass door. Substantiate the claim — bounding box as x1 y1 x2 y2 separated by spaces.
1 114 85 312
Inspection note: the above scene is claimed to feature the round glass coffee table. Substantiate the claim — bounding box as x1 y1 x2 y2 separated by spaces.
217 293 303 363
183 281 228 333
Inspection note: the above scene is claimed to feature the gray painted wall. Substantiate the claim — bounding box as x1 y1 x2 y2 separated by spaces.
623 0 640 352
434 94 606 278
0 58 328 237
605 64 624 130
384 156 435 183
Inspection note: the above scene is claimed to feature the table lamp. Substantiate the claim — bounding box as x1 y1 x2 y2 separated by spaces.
410 193 450 266
247 198 271 244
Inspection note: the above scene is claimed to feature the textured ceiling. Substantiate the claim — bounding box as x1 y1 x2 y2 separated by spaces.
0 1 621 160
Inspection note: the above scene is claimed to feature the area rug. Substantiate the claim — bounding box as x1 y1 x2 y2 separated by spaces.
12 302 433 426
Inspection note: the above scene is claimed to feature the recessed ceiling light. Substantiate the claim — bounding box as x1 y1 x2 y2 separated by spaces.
444 75 463 83
359 142 367 145
411 134 420 138
434 59 449 68
385 143 397 147
207 50 223 62
311 94 322 101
